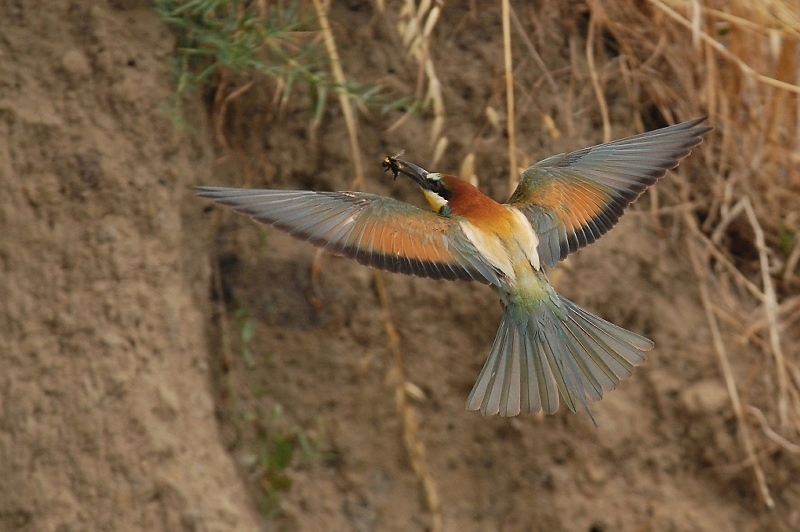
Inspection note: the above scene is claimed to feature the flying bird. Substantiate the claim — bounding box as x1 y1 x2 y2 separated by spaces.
198 117 710 420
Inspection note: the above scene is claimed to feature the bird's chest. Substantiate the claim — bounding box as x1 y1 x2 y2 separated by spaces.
458 207 540 285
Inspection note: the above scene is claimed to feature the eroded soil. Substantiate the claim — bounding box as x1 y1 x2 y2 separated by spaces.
1 1 797 531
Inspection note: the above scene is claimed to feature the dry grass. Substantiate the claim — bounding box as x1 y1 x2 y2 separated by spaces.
561 0 800 511
390 0 446 168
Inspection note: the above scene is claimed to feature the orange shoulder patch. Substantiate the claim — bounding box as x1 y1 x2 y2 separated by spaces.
532 180 610 230
444 175 515 233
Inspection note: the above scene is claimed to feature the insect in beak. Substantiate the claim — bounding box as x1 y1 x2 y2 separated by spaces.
382 151 405 181
383 151 430 188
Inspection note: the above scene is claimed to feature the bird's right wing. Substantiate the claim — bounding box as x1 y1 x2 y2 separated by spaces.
508 117 711 267
198 186 504 285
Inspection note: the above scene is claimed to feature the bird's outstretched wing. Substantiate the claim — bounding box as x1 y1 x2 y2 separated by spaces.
508 117 711 267
198 186 504 285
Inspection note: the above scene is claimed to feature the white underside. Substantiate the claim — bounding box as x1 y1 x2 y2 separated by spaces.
459 206 540 283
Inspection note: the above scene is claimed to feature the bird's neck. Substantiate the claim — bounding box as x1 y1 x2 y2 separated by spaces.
445 177 511 231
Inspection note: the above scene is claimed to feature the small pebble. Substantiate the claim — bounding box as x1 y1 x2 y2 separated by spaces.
62 49 91 78
681 379 729 415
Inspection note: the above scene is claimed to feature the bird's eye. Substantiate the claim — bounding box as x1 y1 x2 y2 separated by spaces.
427 178 452 200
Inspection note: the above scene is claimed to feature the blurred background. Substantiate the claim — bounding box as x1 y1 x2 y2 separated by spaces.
0 0 798 530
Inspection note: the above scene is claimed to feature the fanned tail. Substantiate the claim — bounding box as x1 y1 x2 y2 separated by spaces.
465 296 653 422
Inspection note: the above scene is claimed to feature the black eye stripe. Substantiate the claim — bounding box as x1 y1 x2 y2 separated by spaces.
425 178 452 200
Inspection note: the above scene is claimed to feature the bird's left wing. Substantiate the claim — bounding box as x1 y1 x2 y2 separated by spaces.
508 117 711 267
198 186 503 285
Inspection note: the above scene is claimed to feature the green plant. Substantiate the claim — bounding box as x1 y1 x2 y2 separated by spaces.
259 433 295 514
233 305 256 368
156 0 406 121
157 1 314 88
778 225 797 258
253 406 334 516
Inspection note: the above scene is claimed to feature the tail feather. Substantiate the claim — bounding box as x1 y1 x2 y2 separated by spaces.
563 315 633 384
466 296 653 420
541 327 591 415
518 332 540 414
561 326 607 400
484 323 518 415
530 326 559 415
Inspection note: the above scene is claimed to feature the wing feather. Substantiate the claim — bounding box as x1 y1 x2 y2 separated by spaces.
197 186 503 284
509 117 711 266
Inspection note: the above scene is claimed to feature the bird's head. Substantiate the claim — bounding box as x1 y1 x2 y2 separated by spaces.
383 155 453 214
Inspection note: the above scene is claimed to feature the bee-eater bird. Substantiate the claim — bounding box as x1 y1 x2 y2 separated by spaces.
198 117 710 420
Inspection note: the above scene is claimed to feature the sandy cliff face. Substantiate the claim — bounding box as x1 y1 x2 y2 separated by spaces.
0 3 259 529
1 1 796 531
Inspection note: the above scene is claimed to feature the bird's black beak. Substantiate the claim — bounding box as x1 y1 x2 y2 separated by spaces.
382 154 432 189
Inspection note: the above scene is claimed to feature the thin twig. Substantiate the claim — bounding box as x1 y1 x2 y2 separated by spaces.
509 4 569 138
396 1 446 145
212 70 230 150
710 197 746 245
659 0 800 41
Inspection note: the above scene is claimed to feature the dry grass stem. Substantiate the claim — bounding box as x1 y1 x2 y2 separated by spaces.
689 222 765 303
314 4 441 527
396 0 446 147
585 5 611 142
509 6 559 96
213 79 255 151
747 405 800 454
460 152 477 186
742 197 790 429
646 0 800 95
689 0 700 49
384 109 414 134
312 0 365 189
742 296 800 344
687 237 775 509
431 136 448 168
662 0 800 40
373 272 443 532
542 114 561 140
501 0 518 193
710 197 746 246
785 239 800 284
